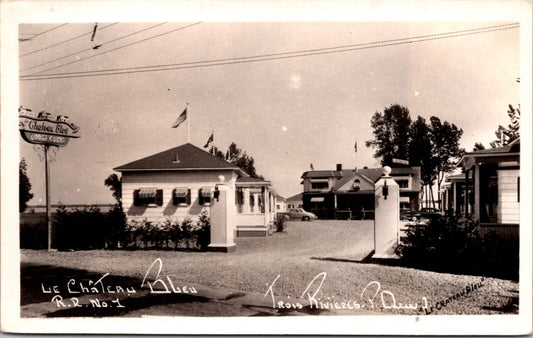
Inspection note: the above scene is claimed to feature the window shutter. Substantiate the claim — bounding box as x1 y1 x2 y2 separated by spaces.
198 189 204 205
133 189 140 206
187 189 191 206
172 189 177 205
156 189 163 206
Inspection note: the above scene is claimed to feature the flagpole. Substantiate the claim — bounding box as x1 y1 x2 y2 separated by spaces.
186 103 190 143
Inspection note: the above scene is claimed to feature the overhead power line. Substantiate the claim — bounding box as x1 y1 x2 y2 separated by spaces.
20 22 119 58
20 23 519 81
20 22 168 73
21 22 202 75
20 23 68 40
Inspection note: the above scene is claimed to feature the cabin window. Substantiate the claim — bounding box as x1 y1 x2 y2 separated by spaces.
311 181 329 190
199 187 212 206
173 187 191 206
134 188 163 206
235 188 244 213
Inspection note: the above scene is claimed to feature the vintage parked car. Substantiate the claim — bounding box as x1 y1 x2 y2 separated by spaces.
286 208 318 221
407 208 442 223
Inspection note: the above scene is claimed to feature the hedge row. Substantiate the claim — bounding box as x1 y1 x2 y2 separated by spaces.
20 206 210 251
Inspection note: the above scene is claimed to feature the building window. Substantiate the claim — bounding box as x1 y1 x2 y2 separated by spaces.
258 193 265 213
250 194 255 208
172 187 191 206
134 188 163 206
311 181 329 190
235 188 244 213
395 179 409 188
199 187 212 206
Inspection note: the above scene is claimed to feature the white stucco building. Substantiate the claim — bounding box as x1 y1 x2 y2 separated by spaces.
114 143 276 237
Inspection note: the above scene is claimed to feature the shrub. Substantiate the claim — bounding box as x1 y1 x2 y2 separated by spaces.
195 210 211 250
168 219 184 249
180 218 196 249
274 214 286 232
20 220 47 249
396 214 518 279
124 212 211 251
53 205 107 250
105 205 127 249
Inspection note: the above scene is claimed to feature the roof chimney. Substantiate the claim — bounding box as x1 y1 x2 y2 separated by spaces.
336 163 342 171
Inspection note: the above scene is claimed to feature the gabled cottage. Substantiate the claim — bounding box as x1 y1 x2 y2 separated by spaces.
114 143 276 237
300 164 421 219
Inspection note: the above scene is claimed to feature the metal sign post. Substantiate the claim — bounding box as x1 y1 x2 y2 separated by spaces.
44 145 52 251
19 108 80 251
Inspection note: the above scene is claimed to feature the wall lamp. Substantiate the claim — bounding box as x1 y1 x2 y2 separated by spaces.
214 185 220 202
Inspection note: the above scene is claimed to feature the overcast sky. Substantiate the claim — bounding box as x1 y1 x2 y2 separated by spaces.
18 20 520 205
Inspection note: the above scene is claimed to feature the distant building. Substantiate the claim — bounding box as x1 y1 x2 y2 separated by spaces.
300 164 421 219
286 193 303 209
114 143 277 237
440 173 472 216
274 194 286 213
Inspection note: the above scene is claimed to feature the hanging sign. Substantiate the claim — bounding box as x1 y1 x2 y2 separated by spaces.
19 112 80 147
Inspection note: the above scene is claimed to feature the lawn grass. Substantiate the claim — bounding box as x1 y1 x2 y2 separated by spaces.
21 220 518 315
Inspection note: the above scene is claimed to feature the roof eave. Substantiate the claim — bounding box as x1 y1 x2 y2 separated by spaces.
114 167 247 175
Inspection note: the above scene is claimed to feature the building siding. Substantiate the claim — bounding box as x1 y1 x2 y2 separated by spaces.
122 170 238 222
497 169 519 224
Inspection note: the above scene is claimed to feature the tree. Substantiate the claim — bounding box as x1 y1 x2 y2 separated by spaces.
408 116 434 183
104 173 122 207
208 145 225 159
366 105 464 209
489 104 520 148
429 116 464 195
408 117 437 207
227 142 261 178
212 142 262 178
365 104 412 166
19 158 34 212
473 142 485 151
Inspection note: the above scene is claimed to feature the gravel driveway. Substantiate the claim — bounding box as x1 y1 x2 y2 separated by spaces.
21 220 518 315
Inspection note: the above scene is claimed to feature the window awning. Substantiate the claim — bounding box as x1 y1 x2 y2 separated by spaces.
400 196 410 203
174 187 189 197
139 188 157 198
310 197 325 202
200 187 212 197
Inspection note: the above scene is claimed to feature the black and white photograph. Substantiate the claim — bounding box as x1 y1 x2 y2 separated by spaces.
1 0 532 335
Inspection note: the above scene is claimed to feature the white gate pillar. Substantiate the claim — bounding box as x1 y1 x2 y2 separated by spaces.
373 166 400 258
208 175 236 252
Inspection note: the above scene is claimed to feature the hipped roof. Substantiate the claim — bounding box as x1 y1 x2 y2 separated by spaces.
114 143 248 177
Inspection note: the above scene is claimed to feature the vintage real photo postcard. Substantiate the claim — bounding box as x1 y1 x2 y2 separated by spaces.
1 0 532 335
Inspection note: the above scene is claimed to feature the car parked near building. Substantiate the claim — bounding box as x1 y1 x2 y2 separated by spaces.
285 208 318 221
407 208 441 223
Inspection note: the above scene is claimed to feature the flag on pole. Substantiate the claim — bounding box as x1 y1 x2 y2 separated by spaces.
310 163 314 170
204 132 214 148
354 139 358 153
171 106 188 128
